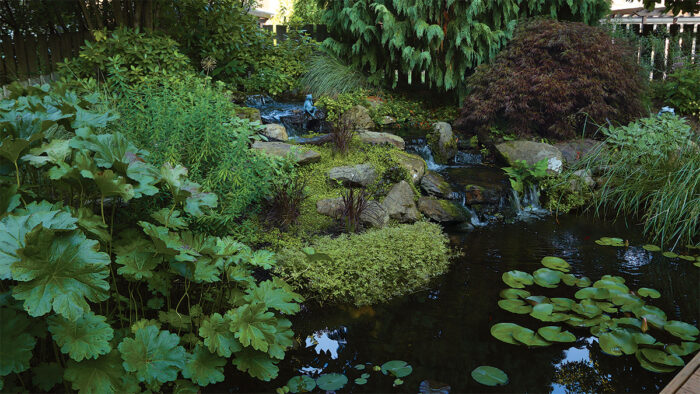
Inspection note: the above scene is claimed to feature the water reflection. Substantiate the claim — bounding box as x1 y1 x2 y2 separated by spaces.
305 327 348 360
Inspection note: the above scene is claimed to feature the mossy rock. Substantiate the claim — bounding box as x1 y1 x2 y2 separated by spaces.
234 106 261 123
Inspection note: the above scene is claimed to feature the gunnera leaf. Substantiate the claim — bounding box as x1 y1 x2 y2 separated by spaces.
72 207 111 242
232 348 279 381
118 326 186 384
0 308 36 375
31 362 63 391
0 184 20 217
199 313 242 358
12 228 110 320
664 321 699 341
287 375 316 393
151 208 188 230
266 318 294 360
48 311 113 361
471 366 508 386
316 373 349 391
502 270 533 288
540 256 571 272
64 351 124 394
182 345 226 386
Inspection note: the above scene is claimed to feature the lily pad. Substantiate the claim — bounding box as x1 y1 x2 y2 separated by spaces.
512 328 551 347
679 255 696 261
499 289 530 300
316 374 347 391
502 271 534 289
593 279 629 293
632 332 657 346
354 377 368 385
354 364 365 370
530 304 554 321
471 366 508 387
533 268 561 288
575 276 592 287
286 376 316 393
601 275 626 283
594 301 618 313
596 237 625 246
551 298 576 312
490 323 522 345
637 288 661 299
639 348 684 367
560 273 578 286
635 350 677 373
541 256 571 272
662 252 678 258
642 244 661 252
537 326 576 342
610 292 643 307
599 329 637 356
667 342 700 356
381 360 413 378
498 299 533 314
613 318 642 329
574 287 609 300
571 300 602 318
664 321 699 341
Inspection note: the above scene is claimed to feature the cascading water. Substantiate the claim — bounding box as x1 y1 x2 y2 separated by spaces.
511 185 548 219
408 140 445 171
245 95 330 138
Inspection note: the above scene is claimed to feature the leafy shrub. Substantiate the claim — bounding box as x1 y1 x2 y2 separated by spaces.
277 222 451 306
108 74 289 233
319 0 609 96
503 159 548 194
0 84 302 391
455 19 645 140
579 114 699 249
652 63 700 119
59 28 193 88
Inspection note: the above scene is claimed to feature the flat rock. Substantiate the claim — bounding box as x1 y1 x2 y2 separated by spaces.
357 130 405 150
418 196 466 223
328 163 377 187
395 152 426 184
420 171 453 198
495 140 564 174
554 139 602 164
251 141 320 165
382 181 419 223
261 124 288 141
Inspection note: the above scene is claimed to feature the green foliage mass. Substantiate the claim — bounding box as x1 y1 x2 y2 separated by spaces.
502 159 548 194
277 221 451 306
579 114 699 249
652 64 700 119
540 174 593 215
317 0 609 97
0 83 303 391
108 73 291 234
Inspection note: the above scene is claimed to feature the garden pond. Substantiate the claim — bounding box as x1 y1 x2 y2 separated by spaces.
227 214 699 393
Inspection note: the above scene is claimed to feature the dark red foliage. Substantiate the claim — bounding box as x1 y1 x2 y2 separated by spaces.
454 19 645 140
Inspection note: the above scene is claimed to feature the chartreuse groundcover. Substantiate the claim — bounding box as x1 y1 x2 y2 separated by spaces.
0 84 303 392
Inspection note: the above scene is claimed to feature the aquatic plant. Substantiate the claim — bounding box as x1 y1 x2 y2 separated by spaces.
492 255 700 373
471 366 509 387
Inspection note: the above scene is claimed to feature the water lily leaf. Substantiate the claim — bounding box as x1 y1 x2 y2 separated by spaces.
611 292 643 307
48 311 113 361
502 270 533 288
232 348 279 381
662 252 678 258
560 273 577 286
613 318 642 329
596 237 625 246
513 327 551 347
551 298 575 312
599 329 636 356
533 268 561 288
637 288 661 299
0 308 36 375
471 366 508 386
31 362 63 391
491 323 522 345
593 279 629 293
12 229 110 320
354 377 368 385
679 255 695 261
287 375 316 393
499 288 530 299
575 276 592 287
642 244 661 252
525 295 549 305
639 348 684 367
316 373 348 391
595 301 618 313
667 342 700 356
64 351 125 394
537 326 576 342
632 332 657 346
572 300 602 318
497 299 532 314
381 360 413 377
118 326 186 384
182 345 226 386
574 287 609 300
635 350 677 373
634 305 667 325
541 256 571 272
664 321 699 341
530 303 554 321
199 313 241 358
354 364 365 370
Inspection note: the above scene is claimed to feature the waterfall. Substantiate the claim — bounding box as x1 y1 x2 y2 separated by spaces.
410 142 446 171
511 185 548 218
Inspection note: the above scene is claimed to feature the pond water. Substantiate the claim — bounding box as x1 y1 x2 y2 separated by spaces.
230 214 698 393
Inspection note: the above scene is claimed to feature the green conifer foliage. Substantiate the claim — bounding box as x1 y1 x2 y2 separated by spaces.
317 0 609 97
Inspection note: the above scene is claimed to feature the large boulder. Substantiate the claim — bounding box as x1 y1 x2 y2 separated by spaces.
316 197 344 218
235 107 261 123
395 152 426 184
382 181 419 223
357 130 405 150
495 140 564 173
316 197 388 228
420 171 453 198
339 105 375 130
427 122 458 164
251 141 320 165
328 164 377 188
261 124 288 141
554 139 602 164
418 197 466 223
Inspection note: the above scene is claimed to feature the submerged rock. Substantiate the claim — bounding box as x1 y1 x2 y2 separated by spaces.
495 140 564 173
261 124 288 141
420 171 453 198
383 181 419 223
357 130 405 150
340 105 375 130
251 141 320 165
328 163 377 188
418 197 466 223
427 122 458 164
395 152 426 184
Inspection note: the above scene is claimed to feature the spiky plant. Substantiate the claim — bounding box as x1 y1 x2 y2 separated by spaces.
301 52 368 97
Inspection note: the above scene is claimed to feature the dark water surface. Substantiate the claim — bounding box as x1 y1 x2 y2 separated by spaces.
230 215 698 393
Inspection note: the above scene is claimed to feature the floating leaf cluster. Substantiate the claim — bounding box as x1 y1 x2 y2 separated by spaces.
493 256 700 373
594 238 699 266
279 360 414 393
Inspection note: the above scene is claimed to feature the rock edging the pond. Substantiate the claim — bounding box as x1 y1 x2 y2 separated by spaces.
251 141 320 165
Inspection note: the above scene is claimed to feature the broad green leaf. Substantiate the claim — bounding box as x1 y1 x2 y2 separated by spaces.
551 297 575 312
635 350 677 373
32 362 63 391
662 251 678 258
502 270 533 288
574 287 609 300
490 323 522 345
48 311 113 361
572 300 602 318
73 207 111 242
243 280 303 315
593 279 629 293
173 379 200 394
497 299 532 314
93 170 135 201
530 303 554 321
0 184 20 217
639 348 684 367
575 276 592 287
199 313 242 358
599 329 636 356
0 137 31 163
667 342 700 356
12 229 110 320
147 297 164 310
533 268 561 288
642 244 661 252
118 326 186 384
131 319 161 333
151 208 188 230
471 366 508 386
287 375 316 393
227 303 277 353
158 310 192 330
512 327 551 347
316 373 348 390
499 288 530 299
182 345 226 386
115 238 162 280
537 326 576 342
64 351 124 394
637 288 661 299
664 321 699 341
381 360 413 378
21 139 70 167
266 318 294 360
0 308 36 375
560 273 577 286
232 348 279 381
541 256 570 272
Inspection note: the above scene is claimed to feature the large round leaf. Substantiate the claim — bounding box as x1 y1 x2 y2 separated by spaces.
118 326 186 384
572 300 602 318
490 323 522 345
667 342 700 356
471 366 508 386
198 313 241 358
31 362 64 392
64 351 125 394
381 360 413 377
499 288 530 300
498 299 532 314
560 273 577 286
287 375 316 393
48 311 113 361
664 321 699 341
599 329 636 356
512 327 551 347
639 348 684 367
635 350 676 373
575 276 592 287
316 373 348 391
642 244 661 252
231 348 279 381
530 303 554 321
593 279 629 293
182 345 226 387
551 298 576 312
541 256 571 272
637 288 661 299
595 237 625 246
0 308 36 375
574 287 609 300
533 268 561 288
538 326 576 342
502 271 533 288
